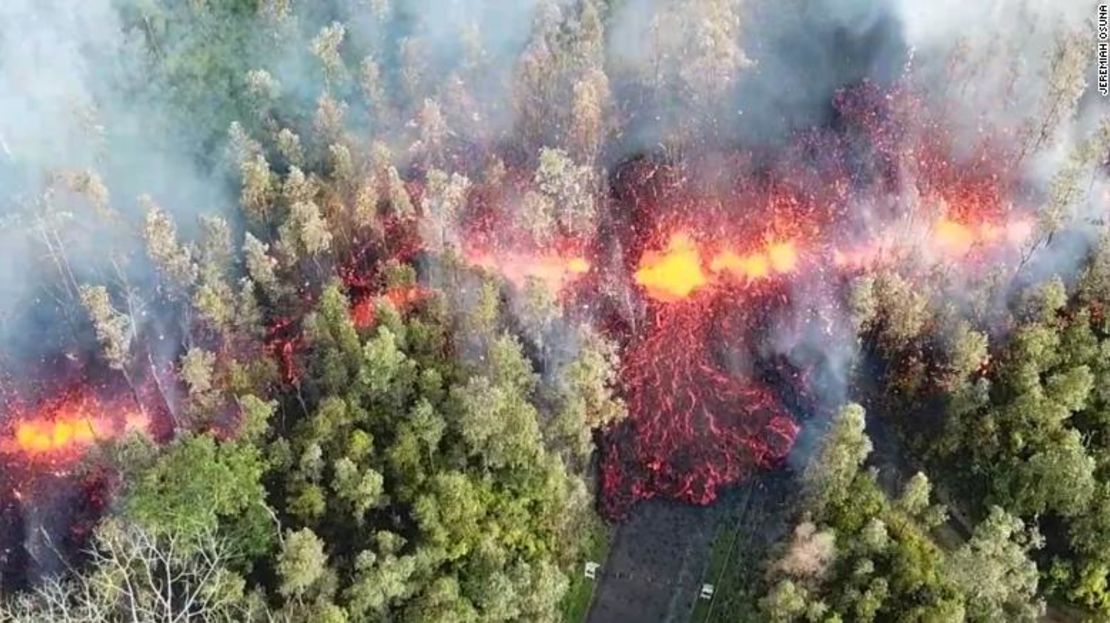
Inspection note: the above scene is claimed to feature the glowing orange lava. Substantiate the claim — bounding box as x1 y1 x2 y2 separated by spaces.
638 214 1029 301
767 241 799 273
2 393 148 462
931 216 1034 257
634 234 707 302
833 215 1032 271
638 234 803 301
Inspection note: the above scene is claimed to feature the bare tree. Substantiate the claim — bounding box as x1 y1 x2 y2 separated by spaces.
0 520 258 623
1023 116 1110 267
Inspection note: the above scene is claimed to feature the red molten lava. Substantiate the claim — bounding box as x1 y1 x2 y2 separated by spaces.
1 390 148 464
601 300 800 519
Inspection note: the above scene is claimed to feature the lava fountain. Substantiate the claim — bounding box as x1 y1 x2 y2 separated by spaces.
1 389 148 466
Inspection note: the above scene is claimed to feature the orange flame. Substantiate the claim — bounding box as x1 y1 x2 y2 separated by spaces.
933 219 976 255
710 251 769 281
835 215 1033 270
709 241 798 281
634 234 707 302
932 216 1033 257
767 241 799 273
2 393 148 462
637 234 803 301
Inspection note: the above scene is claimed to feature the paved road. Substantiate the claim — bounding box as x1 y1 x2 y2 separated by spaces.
586 498 721 623
585 482 783 623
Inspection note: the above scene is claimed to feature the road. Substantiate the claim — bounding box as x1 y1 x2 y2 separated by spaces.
586 497 723 623
586 474 795 623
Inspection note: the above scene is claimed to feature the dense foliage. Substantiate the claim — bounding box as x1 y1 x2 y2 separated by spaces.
757 405 1042 623
879 242 1110 614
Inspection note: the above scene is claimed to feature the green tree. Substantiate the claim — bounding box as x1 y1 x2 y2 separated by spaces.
760 579 809 623
803 403 873 515
278 528 329 599
533 147 596 237
123 434 272 558
142 197 197 292
80 285 133 371
946 507 1043 622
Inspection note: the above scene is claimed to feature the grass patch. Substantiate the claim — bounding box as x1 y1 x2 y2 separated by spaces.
560 517 612 623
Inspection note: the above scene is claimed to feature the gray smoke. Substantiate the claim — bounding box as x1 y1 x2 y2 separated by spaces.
0 0 235 366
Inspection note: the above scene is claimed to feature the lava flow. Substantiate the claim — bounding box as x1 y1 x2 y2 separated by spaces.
589 86 1042 518
600 221 811 517
601 298 800 517
633 234 707 301
2 85 1041 526
351 285 429 329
